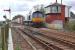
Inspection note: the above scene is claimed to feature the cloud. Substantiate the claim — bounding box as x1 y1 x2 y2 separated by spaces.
62 0 75 13
10 3 30 12
0 0 75 21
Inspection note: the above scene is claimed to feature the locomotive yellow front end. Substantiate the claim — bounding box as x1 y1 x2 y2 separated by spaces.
32 17 44 23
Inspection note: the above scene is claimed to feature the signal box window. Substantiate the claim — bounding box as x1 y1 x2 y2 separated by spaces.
45 6 61 14
51 6 61 13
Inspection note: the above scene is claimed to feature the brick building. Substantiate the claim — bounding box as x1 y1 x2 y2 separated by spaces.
45 3 71 29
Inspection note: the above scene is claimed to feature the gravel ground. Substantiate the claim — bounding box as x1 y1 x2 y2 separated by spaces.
38 28 75 43
11 28 32 50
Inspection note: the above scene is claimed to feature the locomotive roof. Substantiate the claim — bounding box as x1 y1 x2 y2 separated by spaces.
33 11 43 14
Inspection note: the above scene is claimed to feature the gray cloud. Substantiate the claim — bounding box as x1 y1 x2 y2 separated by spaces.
9 0 75 14
65 0 75 13
18 0 35 2
10 2 31 12
11 5 29 11
57 0 75 13
1 0 75 20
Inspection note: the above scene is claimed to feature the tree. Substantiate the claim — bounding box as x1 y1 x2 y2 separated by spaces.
40 4 45 14
34 4 45 13
70 12 75 18
3 15 7 19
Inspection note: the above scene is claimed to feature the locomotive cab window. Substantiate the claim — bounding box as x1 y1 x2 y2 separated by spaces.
32 11 43 18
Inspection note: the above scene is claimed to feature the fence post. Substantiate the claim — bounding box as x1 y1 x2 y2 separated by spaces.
1 24 9 50
1 27 5 50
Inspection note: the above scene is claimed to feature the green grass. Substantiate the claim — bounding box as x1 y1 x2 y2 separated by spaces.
16 44 21 50
0 27 2 50
1 24 9 50
0 48 2 50
64 21 75 32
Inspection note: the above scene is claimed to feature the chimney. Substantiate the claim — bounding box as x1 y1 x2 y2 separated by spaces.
56 0 57 3
61 0 62 4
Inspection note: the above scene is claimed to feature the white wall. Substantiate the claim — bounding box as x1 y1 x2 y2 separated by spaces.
24 15 32 21
46 20 63 29
65 6 71 17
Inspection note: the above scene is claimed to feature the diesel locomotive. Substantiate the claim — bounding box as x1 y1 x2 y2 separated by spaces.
31 11 45 27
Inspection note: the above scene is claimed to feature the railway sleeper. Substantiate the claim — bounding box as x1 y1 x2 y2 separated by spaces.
23 27 75 49
19 28 63 50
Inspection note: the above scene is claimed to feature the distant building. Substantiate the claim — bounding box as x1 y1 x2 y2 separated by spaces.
24 15 32 26
69 12 75 22
45 3 71 29
12 15 24 25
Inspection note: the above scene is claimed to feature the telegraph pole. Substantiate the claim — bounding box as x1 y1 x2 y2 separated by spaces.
61 0 62 4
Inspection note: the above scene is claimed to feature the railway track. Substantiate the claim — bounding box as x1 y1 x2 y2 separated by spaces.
24 26 75 44
19 26 75 50
37 29 75 46
17 28 63 50
12 28 33 50
14 27 61 50
39 28 75 43
15 28 47 50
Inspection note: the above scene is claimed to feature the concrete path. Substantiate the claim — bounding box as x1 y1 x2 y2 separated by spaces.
8 28 13 50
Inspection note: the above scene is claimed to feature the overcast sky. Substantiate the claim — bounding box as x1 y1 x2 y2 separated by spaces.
0 0 75 21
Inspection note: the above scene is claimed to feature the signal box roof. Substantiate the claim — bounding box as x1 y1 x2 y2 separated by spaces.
45 3 65 8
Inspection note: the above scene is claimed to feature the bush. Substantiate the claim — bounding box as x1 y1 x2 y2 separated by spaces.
64 21 75 31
